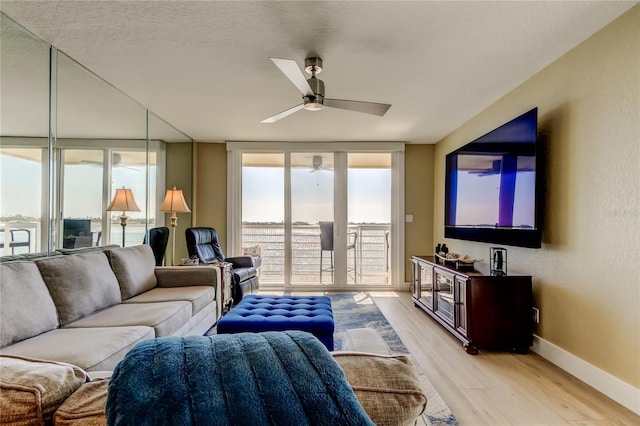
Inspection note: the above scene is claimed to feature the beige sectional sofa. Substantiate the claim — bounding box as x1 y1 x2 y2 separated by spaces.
0 244 220 371
0 247 428 425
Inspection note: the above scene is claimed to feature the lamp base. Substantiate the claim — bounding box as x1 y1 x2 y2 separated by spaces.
120 214 128 247
169 213 178 266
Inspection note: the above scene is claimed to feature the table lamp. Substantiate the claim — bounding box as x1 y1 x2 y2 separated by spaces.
159 186 191 265
106 187 141 247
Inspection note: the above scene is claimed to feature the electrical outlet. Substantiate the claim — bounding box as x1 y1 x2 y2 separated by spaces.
532 307 540 324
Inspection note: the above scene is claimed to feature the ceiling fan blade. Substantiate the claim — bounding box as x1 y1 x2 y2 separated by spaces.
270 58 314 97
324 99 391 116
261 103 305 123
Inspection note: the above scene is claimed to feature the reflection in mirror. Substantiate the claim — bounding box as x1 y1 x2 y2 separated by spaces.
0 13 193 261
0 15 50 257
55 50 148 248
148 112 193 264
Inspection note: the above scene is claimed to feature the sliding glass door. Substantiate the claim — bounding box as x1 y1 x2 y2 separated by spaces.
291 153 334 285
233 143 403 291
348 153 392 286
241 154 284 285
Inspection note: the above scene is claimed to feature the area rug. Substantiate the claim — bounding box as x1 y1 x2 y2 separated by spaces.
330 292 459 426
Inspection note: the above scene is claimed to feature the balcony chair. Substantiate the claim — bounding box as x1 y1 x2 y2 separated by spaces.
185 227 260 303
0 229 31 255
143 226 170 266
319 221 357 283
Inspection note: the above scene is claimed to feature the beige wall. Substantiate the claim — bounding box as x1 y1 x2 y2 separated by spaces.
404 144 435 281
164 142 193 263
193 142 228 249
433 7 639 387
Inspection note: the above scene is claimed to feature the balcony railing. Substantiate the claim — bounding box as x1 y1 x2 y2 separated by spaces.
242 223 391 286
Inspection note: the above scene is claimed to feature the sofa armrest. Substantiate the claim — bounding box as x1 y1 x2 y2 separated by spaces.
154 266 218 289
225 255 259 269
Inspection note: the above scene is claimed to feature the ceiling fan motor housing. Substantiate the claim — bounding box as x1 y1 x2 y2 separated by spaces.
303 77 325 110
304 57 323 74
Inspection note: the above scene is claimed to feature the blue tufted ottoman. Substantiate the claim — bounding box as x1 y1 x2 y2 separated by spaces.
216 295 335 350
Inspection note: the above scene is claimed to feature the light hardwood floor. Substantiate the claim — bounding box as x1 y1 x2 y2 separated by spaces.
366 291 639 426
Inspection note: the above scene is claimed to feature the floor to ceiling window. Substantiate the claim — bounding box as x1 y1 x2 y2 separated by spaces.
0 145 45 255
241 153 285 285
291 152 335 285
231 142 404 291
59 148 157 249
347 153 392 286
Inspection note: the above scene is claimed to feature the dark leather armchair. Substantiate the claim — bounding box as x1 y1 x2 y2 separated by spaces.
185 227 259 303
143 226 170 266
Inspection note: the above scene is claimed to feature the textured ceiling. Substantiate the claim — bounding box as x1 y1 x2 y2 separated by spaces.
0 1 636 143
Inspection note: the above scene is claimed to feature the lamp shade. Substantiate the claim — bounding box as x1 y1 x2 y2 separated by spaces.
159 187 190 213
106 187 141 212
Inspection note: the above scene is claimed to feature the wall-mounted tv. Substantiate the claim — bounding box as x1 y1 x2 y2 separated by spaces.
444 107 542 248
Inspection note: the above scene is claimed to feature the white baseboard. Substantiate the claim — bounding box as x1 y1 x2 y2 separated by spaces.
532 334 640 415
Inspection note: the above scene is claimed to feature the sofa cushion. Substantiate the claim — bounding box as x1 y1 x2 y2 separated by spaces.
0 327 154 371
53 377 109 426
105 245 157 300
0 261 59 347
0 355 89 425
333 353 427 426
36 253 121 326
64 302 192 338
123 286 214 315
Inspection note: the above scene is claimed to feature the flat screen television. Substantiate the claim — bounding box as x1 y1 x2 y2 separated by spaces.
63 219 91 238
444 107 542 248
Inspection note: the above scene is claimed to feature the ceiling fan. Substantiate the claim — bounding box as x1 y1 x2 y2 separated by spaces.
310 155 327 173
80 153 141 171
261 57 391 123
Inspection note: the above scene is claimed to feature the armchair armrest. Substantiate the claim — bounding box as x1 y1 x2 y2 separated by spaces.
154 266 218 288
225 255 259 269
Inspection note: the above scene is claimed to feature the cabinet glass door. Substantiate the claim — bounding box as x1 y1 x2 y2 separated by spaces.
419 262 434 309
412 260 420 299
455 277 467 335
434 270 455 325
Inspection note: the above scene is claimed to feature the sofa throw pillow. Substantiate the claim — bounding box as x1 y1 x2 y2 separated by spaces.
36 253 121 326
105 245 157 300
0 262 59 347
53 377 109 426
0 355 89 426
333 353 427 426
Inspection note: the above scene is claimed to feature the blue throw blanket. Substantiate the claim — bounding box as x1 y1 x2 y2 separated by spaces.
106 331 374 426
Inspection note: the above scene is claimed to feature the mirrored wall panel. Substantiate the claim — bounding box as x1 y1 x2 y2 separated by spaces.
0 14 193 262
0 15 50 256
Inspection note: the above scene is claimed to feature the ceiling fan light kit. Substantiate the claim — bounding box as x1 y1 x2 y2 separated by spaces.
262 56 391 123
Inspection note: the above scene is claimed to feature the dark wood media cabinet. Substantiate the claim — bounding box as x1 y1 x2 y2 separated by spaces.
411 256 533 354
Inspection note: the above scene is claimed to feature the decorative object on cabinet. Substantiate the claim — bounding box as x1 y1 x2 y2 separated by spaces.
159 186 191 266
490 247 507 276
106 187 140 247
411 255 532 355
434 252 483 270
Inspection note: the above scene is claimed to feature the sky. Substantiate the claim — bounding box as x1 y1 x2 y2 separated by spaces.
0 154 152 219
2 153 391 224
242 166 391 224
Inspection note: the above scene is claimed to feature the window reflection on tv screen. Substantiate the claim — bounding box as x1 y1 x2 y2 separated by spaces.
453 154 536 229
